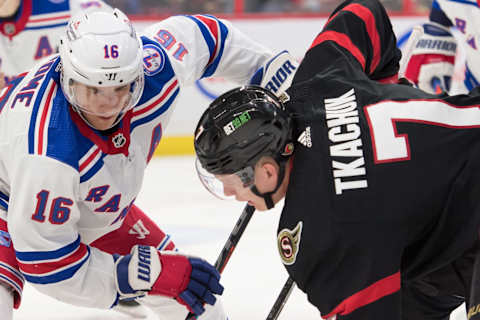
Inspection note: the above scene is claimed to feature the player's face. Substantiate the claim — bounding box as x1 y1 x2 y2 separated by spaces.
216 163 282 211
219 177 269 210
0 0 20 18
72 82 131 130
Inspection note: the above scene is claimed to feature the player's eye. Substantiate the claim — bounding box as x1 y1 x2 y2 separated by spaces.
87 87 99 94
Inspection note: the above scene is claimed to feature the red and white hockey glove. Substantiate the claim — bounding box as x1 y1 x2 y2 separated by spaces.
114 245 224 316
404 22 457 94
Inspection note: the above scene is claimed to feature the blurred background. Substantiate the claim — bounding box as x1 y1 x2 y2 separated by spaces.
104 0 430 17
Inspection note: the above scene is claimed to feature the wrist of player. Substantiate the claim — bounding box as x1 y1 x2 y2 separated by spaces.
114 245 224 316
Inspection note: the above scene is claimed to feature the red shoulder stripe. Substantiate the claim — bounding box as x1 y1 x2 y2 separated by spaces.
343 4 381 74
320 3 380 74
309 30 366 71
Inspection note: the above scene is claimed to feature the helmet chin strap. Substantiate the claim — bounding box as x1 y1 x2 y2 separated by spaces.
250 163 286 210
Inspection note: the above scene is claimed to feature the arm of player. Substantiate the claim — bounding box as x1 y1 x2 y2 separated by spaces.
402 22 457 94
142 15 295 87
114 245 224 316
7 156 119 309
293 0 401 85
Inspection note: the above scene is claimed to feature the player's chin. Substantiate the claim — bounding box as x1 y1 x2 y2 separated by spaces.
89 115 118 130
248 200 268 211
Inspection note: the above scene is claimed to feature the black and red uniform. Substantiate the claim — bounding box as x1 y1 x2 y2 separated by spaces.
280 0 480 318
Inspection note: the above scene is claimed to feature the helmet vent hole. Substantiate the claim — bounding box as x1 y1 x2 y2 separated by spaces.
98 81 102 85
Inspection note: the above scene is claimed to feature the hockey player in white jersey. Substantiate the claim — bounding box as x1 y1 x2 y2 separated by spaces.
402 0 480 94
0 0 110 90
0 6 297 320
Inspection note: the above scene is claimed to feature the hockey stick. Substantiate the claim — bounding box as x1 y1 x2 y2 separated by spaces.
185 204 255 320
266 276 296 320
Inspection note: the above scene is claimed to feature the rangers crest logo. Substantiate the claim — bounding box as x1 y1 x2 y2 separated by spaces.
112 133 126 148
143 44 165 76
277 221 303 265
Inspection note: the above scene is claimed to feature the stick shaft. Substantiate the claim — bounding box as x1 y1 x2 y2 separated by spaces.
214 204 255 272
266 277 296 320
185 204 255 320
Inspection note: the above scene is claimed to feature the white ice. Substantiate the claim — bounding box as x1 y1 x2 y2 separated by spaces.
12 156 467 320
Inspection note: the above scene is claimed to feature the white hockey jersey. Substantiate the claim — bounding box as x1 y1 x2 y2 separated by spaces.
0 14 273 310
0 0 109 83
431 0 480 92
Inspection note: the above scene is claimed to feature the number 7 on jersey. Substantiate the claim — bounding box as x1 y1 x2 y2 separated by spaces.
364 100 480 163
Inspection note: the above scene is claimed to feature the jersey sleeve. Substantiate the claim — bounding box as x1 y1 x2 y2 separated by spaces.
141 14 273 86
293 0 401 84
7 155 117 308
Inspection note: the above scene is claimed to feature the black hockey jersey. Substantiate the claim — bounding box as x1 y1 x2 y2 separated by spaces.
279 0 480 318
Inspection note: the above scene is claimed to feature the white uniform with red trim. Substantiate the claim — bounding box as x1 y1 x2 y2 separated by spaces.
403 0 480 93
0 0 109 84
0 14 275 318
432 0 480 92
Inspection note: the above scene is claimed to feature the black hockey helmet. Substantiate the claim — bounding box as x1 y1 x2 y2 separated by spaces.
194 85 294 208
194 85 294 175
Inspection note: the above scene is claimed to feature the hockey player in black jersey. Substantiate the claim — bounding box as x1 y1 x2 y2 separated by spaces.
193 0 480 318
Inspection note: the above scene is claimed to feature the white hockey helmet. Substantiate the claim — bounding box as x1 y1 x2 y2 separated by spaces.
59 8 144 127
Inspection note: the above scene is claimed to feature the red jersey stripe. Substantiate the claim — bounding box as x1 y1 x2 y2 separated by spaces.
132 79 178 117
323 271 400 318
0 267 24 290
18 243 88 275
37 83 56 155
79 148 101 172
193 15 220 66
343 4 380 74
309 30 366 71
29 15 71 23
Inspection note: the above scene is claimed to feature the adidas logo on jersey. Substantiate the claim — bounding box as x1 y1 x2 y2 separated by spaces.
129 219 150 239
298 126 312 148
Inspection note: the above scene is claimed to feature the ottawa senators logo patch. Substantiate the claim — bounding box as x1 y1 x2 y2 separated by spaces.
277 221 303 265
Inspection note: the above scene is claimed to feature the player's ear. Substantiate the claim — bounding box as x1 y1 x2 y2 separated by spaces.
262 161 279 189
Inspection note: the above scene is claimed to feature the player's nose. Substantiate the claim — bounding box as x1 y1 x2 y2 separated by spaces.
98 91 122 109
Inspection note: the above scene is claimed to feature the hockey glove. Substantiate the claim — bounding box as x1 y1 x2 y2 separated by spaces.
403 22 457 94
114 245 224 316
250 50 298 96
